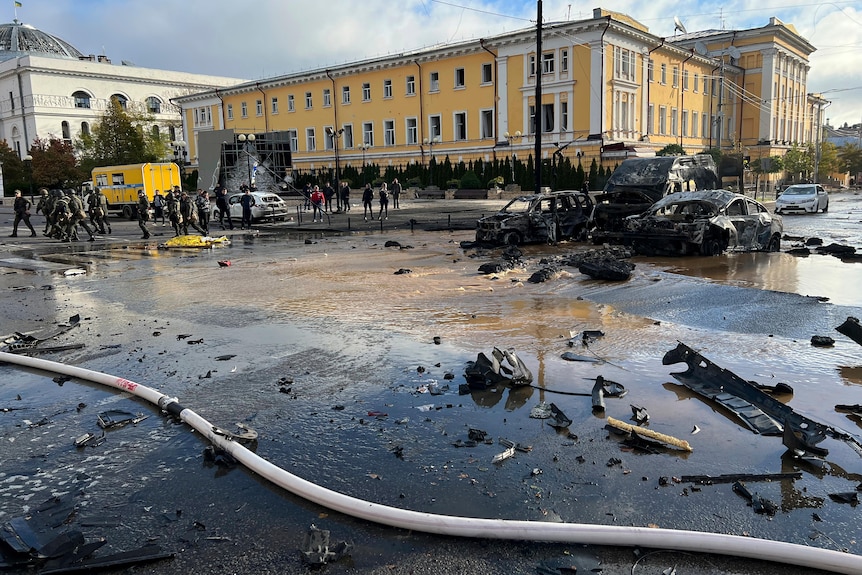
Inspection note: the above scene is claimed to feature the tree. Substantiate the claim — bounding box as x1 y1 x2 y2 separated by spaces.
30 137 83 189
0 139 25 195
837 143 862 181
817 141 839 181
657 144 685 156
782 144 814 181
76 98 153 170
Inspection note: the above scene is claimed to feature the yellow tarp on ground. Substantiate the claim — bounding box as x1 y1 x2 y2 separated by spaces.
161 235 231 248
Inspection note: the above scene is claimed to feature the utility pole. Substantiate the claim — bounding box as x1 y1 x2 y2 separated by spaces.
535 0 543 193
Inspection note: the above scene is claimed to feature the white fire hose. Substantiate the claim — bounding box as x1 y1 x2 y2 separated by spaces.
2 350 860 574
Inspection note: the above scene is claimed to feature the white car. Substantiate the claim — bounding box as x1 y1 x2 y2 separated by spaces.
212 191 289 223
774 184 829 214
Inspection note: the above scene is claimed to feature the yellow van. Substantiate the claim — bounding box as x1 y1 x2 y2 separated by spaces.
91 163 181 219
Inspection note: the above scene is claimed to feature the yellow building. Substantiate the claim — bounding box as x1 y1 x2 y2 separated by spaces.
175 8 820 191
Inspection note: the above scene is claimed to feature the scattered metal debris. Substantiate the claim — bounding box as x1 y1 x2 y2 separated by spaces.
680 472 802 485
96 410 147 429
837 316 862 347
300 525 351 565
464 347 533 388
732 481 778 515
606 417 693 452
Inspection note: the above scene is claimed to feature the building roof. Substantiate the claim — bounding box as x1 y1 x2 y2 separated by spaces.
0 20 83 60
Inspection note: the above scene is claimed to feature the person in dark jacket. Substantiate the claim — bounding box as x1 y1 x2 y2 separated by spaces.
215 185 233 230
9 190 36 237
137 190 151 239
362 184 374 221
240 188 255 229
377 182 389 220
340 182 351 212
195 189 211 235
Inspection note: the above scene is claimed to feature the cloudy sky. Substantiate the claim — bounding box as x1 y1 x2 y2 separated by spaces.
15 0 862 126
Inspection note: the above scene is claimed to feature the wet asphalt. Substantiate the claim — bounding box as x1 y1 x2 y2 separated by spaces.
1 193 861 575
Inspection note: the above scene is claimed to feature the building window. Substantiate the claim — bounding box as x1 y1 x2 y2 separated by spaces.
454 112 467 140
241 102 248 117
324 126 334 150
683 70 689 91
362 122 374 146
226 104 234 119
61 121 71 141
561 49 569 73
429 115 441 139
288 94 295 112
614 47 636 81
146 96 161 114
529 54 536 76
362 83 371 101
343 124 354 148
693 73 699 93
406 117 418 144
703 76 709 94
454 67 465 88
681 110 688 137
692 111 699 137
659 105 667 135
8 91 13 111
287 129 298 152
305 92 312 109
647 104 654 135
406 75 415 95
528 105 536 133
271 97 279 114
480 109 493 139
306 128 316 151
111 94 127 109
672 67 679 88
323 88 331 107
703 114 709 138
383 79 392 99
560 101 568 133
671 107 678 136
542 103 554 132
542 52 555 75
384 120 395 146
429 72 439 92
256 99 263 116
660 64 667 85
73 90 91 109
481 63 492 84
342 86 351 104
81 121 90 136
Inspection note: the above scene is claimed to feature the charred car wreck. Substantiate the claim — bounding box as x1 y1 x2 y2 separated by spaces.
475 191 593 246
591 155 719 243
621 189 782 256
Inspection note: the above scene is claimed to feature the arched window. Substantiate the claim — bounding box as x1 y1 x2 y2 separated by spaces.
111 94 128 109
151 125 160 138
146 96 161 114
169 126 176 141
61 121 71 140
72 90 91 109
81 121 90 136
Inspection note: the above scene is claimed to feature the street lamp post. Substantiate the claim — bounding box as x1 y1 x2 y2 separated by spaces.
171 140 187 190
422 136 441 186
23 154 33 200
359 143 369 184
504 131 522 184
326 127 344 204
237 134 256 189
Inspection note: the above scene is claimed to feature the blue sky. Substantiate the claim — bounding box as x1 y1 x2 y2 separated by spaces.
12 0 862 126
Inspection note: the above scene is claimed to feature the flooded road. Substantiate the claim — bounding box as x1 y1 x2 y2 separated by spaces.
1 192 862 574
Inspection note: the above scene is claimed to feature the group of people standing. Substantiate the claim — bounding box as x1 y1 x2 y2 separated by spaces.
361 178 402 221
137 186 213 240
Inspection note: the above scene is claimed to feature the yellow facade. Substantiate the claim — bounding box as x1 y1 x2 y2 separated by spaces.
176 9 819 185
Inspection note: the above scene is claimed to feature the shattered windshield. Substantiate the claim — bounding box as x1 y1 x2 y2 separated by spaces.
500 198 535 213
652 200 719 218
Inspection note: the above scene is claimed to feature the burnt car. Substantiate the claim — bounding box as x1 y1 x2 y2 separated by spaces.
476 191 593 246
591 155 719 243
621 189 782 256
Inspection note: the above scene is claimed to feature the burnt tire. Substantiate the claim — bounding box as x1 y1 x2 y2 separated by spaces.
701 236 724 256
503 231 522 246
767 235 781 252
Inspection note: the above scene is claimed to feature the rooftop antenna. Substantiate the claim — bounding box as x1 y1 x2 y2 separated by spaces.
673 16 687 35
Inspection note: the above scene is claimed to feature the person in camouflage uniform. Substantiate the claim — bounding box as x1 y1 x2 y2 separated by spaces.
137 190 151 239
87 187 111 235
165 189 181 236
66 190 96 241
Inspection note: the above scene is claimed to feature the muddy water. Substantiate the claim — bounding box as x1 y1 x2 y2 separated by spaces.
2 197 862 574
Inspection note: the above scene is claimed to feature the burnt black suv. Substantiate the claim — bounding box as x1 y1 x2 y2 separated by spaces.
475 191 593 246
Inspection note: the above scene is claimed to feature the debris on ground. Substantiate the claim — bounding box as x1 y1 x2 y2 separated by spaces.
211 422 258 442
300 525 352 565
591 376 627 413
159 235 230 249
491 445 516 464
393 268 412 274
499 438 533 452
530 402 553 419
662 342 859 457
203 445 238 467
680 472 802 484
464 347 533 388
732 481 778 515
631 404 650 425
811 335 835 347
97 410 147 429
828 492 859 505
528 266 559 283
837 316 862 347
561 351 601 362
1 314 81 353
606 417 693 452
548 403 572 429
578 258 635 281
478 260 516 275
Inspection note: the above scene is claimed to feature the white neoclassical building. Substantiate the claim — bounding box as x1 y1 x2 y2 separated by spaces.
0 19 245 159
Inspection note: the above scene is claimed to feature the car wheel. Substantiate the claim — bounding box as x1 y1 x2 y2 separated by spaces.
701 237 724 256
766 235 781 252
822 201 828 213
503 231 522 246
122 205 134 220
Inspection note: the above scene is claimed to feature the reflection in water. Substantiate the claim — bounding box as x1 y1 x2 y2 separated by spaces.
839 366 862 385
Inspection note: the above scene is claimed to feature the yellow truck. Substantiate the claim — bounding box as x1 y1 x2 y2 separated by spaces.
91 163 181 219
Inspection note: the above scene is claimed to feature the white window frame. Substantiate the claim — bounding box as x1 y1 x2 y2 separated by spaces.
454 111 467 141
241 101 247 118
481 63 492 84
406 117 418 144
429 115 441 139
383 79 392 99
324 125 334 151
362 122 374 146
288 129 298 152
226 103 233 120
323 88 331 107
306 127 316 151
560 101 568 133
362 83 371 102
256 99 263 116
480 109 494 139
406 75 415 95
288 94 295 112
305 91 313 109
343 124 354 148
454 67 465 88
659 105 667 135
429 72 439 92
542 52 554 74
561 49 569 73
271 97 279 114
342 86 351 104
384 119 395 146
